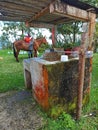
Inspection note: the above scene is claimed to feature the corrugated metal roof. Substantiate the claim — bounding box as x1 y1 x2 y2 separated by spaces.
61 0 98 14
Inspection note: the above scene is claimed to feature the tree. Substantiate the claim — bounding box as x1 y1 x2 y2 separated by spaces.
1 22 35 48
80 0 98 7
0 32 11 49
0 22 49 49
56 21 82 49
2 22 30 40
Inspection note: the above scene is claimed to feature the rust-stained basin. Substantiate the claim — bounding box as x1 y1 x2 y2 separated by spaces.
23 57 91 117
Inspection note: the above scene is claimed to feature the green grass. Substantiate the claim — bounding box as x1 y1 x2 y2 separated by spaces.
0 49 28 92
0 49 98 130
92 53 98 87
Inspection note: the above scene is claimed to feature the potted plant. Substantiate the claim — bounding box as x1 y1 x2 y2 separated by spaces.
53 41 64 51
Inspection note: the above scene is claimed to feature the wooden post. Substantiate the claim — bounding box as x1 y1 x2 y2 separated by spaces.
51 26 56 45
88 13 96 50
87 13 96 96
76 33 86 120
76 13 96 120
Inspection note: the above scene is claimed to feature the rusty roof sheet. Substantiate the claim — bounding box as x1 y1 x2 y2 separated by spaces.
62 0 98 14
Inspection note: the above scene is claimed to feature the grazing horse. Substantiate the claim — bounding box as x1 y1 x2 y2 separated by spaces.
13 37 48 62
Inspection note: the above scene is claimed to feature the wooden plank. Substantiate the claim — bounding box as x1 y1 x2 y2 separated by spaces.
0 1 45 10
28 6 49 23
0 10 33 17
0 6 33 15
50 1 90 21
0 2 34 12
28 22 54 28
0 0 48 7
0 15 25 21
28 0 55 23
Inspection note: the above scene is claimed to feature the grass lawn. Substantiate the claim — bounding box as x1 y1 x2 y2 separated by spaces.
0 49 28 92
0 49 98 130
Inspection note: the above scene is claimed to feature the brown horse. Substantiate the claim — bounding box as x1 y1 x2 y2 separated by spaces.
13 37 48 62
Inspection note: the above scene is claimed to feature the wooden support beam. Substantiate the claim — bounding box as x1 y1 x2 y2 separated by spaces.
51 26 57 45
29 22 54 28
88 13 96 49
76 33 86 120
50 1 90 22
28 7 49 23
28 0 56 23
50 17 74 25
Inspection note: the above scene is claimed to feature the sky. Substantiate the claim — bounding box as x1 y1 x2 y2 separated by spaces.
34 28 52 44
0 21 3 35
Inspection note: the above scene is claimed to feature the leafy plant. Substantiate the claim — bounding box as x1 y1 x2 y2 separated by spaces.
53 41 64 48
41 112 75 130
63 43 74 50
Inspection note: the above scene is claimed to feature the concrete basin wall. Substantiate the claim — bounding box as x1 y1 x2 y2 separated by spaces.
23 57 91 117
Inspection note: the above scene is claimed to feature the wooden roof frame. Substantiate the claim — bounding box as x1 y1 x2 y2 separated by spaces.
27 0 97 28
0 0 97 28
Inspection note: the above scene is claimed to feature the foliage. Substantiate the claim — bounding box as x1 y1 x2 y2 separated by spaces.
56 22 82 45
94 23 98 47
53 41 80 50
41 112 75 130
2 22 36 39
80 0 98 7
0 33 11 49
53 41 64 48
91 53 98 87
0 22 49 49
63 43 75 50
38 44 51 54
0 22 28 49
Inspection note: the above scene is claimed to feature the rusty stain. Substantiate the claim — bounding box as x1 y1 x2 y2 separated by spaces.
34 81 45 101
42 66 49 110
33 66 49 110
89 57 93 72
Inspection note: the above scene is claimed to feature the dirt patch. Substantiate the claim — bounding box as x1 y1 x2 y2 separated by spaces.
0 90 44 130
